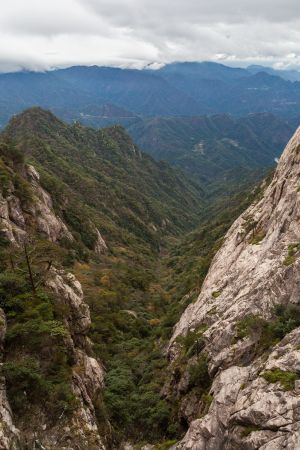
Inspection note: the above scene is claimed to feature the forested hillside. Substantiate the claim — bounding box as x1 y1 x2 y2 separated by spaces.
4 108 204 248
127 113 293 185
0 107 268 448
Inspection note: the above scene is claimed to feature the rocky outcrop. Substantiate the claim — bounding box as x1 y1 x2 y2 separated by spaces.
175 329 300 450
9 267 107 449
0 164 72 245
0 163 107 449
169 126 300 448
40 270 106 449
94 228 108 255
0 376 20 450
46 270 91 336
0 189 26 245
26 164 73 243
0 312 20 449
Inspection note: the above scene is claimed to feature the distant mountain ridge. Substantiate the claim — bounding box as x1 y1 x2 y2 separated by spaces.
247 64 300 82
158 63 300 117
0 62 298 193
1 62 300 127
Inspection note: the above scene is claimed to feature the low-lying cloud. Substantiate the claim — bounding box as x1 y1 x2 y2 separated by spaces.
1 0 300 72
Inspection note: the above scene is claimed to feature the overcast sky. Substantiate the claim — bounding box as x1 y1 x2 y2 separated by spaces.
1 0 300 72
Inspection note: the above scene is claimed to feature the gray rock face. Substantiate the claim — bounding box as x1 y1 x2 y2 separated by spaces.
0 164 72 245
46 270 91 335
0 313 20 449
26 165 73 243
170 126 300 448
0 377 20 449
0 191 26 245
94 228 108 255
42 270 106 449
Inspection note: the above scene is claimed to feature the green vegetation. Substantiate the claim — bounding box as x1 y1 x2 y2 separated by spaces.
241 425 261 437
4 108 204 255
212 290 221 298
75 259 182 442
0 240 75 418
0 112 206 444
241 213 266 245
235 304 300 355
201 393 213 409
188 355 210 390
152 440 178 450
2 359 76 416
249 229 266 245
261 369 300 391
70 180 258 445
79 153 264 444
236 315 268 341
284 254 296 266
283 243 300 266
176 326 207 357
164 183 263 307
127 113 288 190
242 214 257 235
0 141 33 202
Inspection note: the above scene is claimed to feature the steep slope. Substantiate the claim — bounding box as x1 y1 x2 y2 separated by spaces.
127 113 293 185
3 108 204 251
167 125 300 448
4 106 300 448
0 144 106 448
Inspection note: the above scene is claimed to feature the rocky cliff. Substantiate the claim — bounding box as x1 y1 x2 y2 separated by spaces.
168 126 300 449
0 160 106 449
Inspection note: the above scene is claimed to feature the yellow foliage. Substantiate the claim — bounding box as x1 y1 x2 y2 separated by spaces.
149 318 161 327
100 274 111 286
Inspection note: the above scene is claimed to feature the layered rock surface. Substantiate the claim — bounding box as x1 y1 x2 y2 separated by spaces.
169 127 300 448
0 164 72 245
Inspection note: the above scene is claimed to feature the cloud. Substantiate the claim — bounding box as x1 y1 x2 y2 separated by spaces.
1 0 300 71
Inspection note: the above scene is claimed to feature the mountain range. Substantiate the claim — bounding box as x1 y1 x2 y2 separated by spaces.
0 61 299 193
1 57 300 449
0 80 300 450
1 62 300 129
